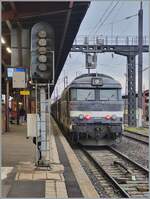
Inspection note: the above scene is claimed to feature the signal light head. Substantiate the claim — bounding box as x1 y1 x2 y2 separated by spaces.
38 30 47 38
38 63 47 72
38 55 47 63
38 38 47 46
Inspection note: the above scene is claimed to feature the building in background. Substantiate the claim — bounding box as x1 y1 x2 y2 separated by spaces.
123 90 149 126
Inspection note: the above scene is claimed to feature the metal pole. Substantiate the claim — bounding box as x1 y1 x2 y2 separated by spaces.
127 56 136 126
26 95 29 114
40 87 46 161
149 0 150 146
16 89 20 125
48 84 51 164
111 22 113 45
5 79 9 131
137 1 143 127
35 83 38 164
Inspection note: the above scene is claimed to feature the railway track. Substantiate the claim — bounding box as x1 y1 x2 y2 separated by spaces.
79 146 149 198
123 131 149 145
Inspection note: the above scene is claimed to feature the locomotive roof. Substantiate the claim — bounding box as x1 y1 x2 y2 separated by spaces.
75 73 113 80
53 73 121 103
68 73 121 88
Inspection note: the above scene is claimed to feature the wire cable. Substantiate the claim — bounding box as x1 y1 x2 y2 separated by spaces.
88 0 115 36
94 0 120 35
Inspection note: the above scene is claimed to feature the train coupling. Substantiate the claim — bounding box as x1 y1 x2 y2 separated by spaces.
95 127 102 131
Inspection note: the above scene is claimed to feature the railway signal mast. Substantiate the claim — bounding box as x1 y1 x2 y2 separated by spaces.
30 22 55 166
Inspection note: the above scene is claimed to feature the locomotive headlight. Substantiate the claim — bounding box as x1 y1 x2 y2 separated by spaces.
112 114 117 120
79 114 84 120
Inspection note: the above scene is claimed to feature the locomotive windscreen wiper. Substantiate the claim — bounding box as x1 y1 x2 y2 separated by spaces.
85 91 93 100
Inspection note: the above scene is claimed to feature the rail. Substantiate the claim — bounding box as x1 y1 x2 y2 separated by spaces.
80 145 149 198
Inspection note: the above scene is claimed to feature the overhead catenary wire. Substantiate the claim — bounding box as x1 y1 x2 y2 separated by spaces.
119 15 138 35
102 13 138 27
110 1 124 22
94 0 120 35
88 0 115 36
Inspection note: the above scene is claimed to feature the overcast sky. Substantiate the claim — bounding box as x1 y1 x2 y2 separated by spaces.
52 0 149 101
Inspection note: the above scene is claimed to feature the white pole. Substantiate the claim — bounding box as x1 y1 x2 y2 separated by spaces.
48 84 51 164
40 87 47 160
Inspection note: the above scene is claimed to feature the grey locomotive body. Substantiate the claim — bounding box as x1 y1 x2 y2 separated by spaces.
51 73 123 145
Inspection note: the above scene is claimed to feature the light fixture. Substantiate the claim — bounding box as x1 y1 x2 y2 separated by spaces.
6 47 12 53
1 37 6 44
84 115 92 120
105 115 112 120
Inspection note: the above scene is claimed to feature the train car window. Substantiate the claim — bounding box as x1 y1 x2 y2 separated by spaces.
71 89 95 101
100 89 118 101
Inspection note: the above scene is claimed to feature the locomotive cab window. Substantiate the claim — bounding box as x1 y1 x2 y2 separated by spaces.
70 89 95 101
100 89 118 101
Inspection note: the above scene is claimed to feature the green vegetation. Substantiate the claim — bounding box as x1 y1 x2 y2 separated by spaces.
125 126 148 135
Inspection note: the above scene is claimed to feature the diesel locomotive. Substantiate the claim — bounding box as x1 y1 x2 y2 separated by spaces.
51 73 124 145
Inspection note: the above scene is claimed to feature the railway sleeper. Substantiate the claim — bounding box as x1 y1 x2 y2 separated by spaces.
128 191 146 196
123 187 139 191
136 185 149 192
113 177 127 184
113 161 133 174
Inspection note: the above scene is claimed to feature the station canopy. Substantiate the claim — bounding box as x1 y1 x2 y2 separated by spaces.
2 1 90 95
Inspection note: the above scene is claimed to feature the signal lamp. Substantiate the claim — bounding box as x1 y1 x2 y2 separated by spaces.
38 55 47 63
38 47 47 54
38 30 47 38
38 63 47 72
38 38 47 46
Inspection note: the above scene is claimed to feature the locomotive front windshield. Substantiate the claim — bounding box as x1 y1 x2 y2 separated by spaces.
71 89 95 101
71 88 119 101
100 89 118 100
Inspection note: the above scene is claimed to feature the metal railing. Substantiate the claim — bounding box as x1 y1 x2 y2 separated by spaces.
74 35 149 46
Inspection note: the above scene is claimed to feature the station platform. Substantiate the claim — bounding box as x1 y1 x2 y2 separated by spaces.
2 118 99 198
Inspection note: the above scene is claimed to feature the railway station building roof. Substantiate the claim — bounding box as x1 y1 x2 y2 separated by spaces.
2 1 90 95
